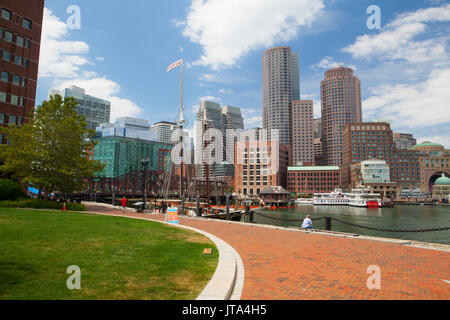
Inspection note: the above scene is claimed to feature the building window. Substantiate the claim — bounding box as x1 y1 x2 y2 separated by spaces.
1 9 11 21
14 55 21 65
0 71 8 82
22 58 28 67
4 30 12 42
2 50 11 62
10 95 18 105
0 91 6 103
22 18 32 30
0 113 4 123
12 74 20 86
9 115 16 125
16 35 24 47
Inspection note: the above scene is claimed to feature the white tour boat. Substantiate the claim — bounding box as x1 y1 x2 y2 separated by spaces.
346 186 382 208
313 188 349 206
295 198 314 205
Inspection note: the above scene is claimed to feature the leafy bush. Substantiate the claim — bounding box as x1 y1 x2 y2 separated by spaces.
0 199 86 211
0 180 26 201
65 202 86 211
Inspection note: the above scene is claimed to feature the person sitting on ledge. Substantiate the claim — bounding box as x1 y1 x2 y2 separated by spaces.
302 215 313 230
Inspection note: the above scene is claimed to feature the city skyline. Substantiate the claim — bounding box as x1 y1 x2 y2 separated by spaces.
35 0 450 148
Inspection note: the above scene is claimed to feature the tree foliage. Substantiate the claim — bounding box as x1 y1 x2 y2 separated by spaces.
0 94 105 194
0 179 25 200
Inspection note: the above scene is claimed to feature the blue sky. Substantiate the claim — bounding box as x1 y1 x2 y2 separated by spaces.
36 0 450 147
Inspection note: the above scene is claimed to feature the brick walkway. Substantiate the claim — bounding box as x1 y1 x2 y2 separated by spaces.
85 204 450 300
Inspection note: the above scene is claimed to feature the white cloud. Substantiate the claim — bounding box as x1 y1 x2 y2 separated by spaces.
171 18 186 27
312 56 356 70
39 8 89 79
312 56 343 69
40 8 143 121
199 95 222 102
219 88 233 94
182 0 324 70
363 68 450 128
342 4 450 63
244 116 262 129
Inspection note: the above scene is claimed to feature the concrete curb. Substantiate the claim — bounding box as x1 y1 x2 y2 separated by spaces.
82 203 244 300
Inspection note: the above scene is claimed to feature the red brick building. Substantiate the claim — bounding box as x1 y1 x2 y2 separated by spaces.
0 0 44 143
287 166 341 196
342 123 421 192
235 139 290 196
291 100 314 165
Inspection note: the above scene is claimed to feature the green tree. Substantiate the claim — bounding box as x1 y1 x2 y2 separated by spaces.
0 94 105 195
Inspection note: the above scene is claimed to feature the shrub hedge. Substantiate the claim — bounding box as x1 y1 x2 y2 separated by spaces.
0 199 86 211
0 180 26 201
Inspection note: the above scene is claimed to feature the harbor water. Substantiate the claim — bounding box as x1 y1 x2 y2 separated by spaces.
254 205 450 245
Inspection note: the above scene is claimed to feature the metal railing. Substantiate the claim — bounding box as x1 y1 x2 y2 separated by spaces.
251 210 450 233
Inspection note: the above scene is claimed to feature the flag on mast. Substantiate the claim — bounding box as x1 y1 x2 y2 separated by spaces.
167 59 183 72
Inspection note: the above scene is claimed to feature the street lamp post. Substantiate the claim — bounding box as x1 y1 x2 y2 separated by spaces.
142 158 149 211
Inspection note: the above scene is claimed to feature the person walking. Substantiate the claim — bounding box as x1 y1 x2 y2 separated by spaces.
121 197 127 213
302 215 313 230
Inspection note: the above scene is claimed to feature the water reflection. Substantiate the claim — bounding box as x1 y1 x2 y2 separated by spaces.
255 205 450 244
310 205 383 217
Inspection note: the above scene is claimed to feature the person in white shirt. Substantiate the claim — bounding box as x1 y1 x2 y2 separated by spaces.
302 215 313 230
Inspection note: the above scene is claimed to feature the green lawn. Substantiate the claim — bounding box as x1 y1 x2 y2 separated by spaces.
0 208 218 300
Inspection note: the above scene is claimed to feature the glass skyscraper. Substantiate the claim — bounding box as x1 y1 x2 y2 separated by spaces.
195 101 244 180
50 85 111 130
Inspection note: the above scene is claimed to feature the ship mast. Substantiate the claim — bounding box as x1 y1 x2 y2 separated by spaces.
178 62 185 200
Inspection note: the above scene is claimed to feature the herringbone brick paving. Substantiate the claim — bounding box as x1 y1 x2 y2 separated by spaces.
85 204 450 300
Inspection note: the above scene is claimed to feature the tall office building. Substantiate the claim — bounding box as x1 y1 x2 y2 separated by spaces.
50 85 111 130
313 118 322 139
291 100 314 165
151 121 176 145
262 46 300 146
0 0 44 143
195 101 244 181
321 66 362 166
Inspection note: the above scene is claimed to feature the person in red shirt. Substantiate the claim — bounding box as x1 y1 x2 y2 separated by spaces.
121 197 127 213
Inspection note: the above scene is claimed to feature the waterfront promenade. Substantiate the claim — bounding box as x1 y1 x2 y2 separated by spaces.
85 203 450 300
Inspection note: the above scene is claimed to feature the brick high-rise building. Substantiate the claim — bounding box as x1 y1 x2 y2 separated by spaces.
262 46 300 147
321 66 362 166
0 0 44 143
342 122 421 193
234 130 290 197
287 166 340 196
291 100 313 165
